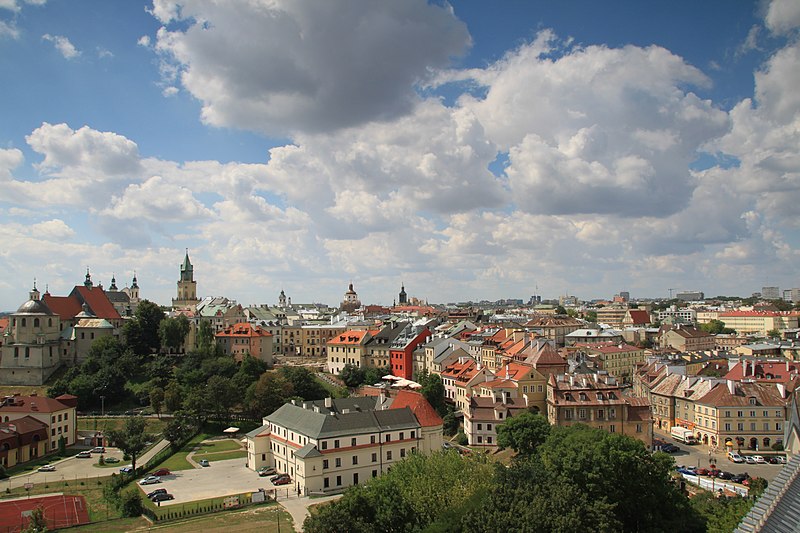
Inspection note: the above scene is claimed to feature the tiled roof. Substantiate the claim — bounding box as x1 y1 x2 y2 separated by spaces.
216 322 272 337
328 330 373 345
42 295 82 320
390 390 443 427
72 286 121 320
696 381 787 408
626 310 651 324
0 395 73 414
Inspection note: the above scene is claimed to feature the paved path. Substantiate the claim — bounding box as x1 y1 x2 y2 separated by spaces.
279 494 342 532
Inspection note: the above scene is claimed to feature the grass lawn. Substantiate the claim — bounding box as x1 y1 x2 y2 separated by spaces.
65 517 150 532
134 503 291 532
77 416 168 435
142 490 254 519
157 433 209 472
204 450 247 462
0 384 49 397
193 439 244 455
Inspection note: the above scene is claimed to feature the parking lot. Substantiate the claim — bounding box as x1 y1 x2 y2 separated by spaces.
139 458 274 506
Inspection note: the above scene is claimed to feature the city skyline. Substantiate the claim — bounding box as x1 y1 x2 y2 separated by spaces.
1 1 799 308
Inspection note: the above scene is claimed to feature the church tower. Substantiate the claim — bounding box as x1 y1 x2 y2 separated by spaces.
398 283 408 305
279 289 287 308
172 250 199 309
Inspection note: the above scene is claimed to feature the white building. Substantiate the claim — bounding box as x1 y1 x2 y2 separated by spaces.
245 392 442 495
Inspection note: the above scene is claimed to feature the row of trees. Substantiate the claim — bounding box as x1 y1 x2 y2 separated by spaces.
305 423 711 532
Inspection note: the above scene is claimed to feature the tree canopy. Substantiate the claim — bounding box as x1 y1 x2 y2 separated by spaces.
109 416 149 473
496 411 550 456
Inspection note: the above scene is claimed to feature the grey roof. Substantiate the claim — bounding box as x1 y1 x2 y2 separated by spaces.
735 452 800 532
105 291 130 304
246 424 270 438
16 299 54 315
266 402 419 440
295 442 323 459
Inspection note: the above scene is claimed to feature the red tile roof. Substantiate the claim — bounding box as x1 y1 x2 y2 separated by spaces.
0 395 74 414
216 322 272 337
72 286 121 320
328 330 373 345
626 310 651 324
42 295 82 320
390 390 443 427
0 317 8 334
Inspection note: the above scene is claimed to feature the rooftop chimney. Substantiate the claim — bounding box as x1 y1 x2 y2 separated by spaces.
324 397 332 409
726 380 736 395
777 382 786 399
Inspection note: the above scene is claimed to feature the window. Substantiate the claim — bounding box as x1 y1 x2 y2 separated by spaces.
776 410 782 417
371 435 376 444
334 439 340 448
578 409 586 420
737 423 744 431
411 431 415 438
725 423 731 431
336 476 341 486
538 385 543 392
609 425 615 433
763 410 769 417
477 423 482 430
400 432 404 440
321 441 327 450
335 458 341 467
725 411 731 417
749 398 756 406
353 473 359 485
737 411 743 418
323 459 329 470
597 409 604 420
387 451 392 460
372 470 378 478
477 436 483 443
371 453 377 463
385 434 391 442
750 411 756 417
352 455 358 465
400 448 406 458
487 424 492 431
324 478 330 488
636 424 642 433
750 423 756 431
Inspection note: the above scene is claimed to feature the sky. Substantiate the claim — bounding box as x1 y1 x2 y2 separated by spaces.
1 0 800 309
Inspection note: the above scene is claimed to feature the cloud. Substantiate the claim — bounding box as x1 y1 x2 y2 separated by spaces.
455 36 726 217
148 0 470 135
42 33 80 59
137 35 150 47
765 0 800 35
0 19 19 38
101 175 214 223
97 46 113 59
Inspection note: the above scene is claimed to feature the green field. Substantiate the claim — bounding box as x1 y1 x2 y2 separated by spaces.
204 450 247 462
157 433 210 472
193 439 244 455
77 416 168 435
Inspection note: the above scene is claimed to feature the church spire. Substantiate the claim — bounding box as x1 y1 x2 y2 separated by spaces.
84 267 93 288
109 273 118 291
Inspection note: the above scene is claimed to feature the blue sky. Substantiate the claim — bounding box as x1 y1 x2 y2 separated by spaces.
1 0 799 309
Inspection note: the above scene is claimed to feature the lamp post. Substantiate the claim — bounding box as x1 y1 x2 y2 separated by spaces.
100 396 105 417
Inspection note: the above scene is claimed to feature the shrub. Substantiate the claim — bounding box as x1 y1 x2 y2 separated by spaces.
771 442 784 451
455 431 468 446
120 488 143 517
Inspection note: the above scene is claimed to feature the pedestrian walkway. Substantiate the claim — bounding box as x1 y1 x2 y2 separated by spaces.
279 493 342 532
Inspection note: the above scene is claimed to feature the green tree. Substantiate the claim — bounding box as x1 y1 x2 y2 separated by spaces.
197 320 214 350
766 328 781 340
555 305 567 315
442 408 459 437
749 477 768 498
58 436 66 456
280 366 327 400
700 319 735 335
164 380 183 412
164 413 193 450
244 371 294 417
149 386 165 418
108 416 148 473
420 372 446 417
585 310 598 322
232 355 268 392
691 491 751 533
120 487 143 517
496 411 550 456
158 315 190 352
340 364 366 388
123 300 165 354
206 375 237 424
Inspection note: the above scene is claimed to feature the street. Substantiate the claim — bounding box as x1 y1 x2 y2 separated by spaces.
654 428 782 482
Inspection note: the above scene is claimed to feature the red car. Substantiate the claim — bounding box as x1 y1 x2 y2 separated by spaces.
273 474 291 486
696 468 710 476
152 468 172 477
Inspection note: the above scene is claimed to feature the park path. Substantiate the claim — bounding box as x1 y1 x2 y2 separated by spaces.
279 493 342 532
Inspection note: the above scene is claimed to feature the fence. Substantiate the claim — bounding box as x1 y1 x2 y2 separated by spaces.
141 490 274 523
679 473 749 497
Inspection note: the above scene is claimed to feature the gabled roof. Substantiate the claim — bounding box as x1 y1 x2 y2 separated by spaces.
216 322 272 338
70 286 121 320
0 395 73 414
626 310 651 324
43 295 82 320
390 390 443 427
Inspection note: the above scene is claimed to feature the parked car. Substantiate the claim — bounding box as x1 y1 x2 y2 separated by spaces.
152 468 172 477
75 451 92 458
140 476 161 485
745 456 757 464
270 473 288 483
696 468 710 476
148 488 168 499
38 464 56 472
731 473 749 484
119 466 134 474
774 456 787 464
151 493 174 502
273 474 291 486
91 446 106 454
727 452 744 463
258 466 277 477
752 455 766 464
660 444 680 453
104 457 120 463
717 471 733 480
199 459 210 467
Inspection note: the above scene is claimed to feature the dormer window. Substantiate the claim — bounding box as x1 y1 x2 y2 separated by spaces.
579 392 588 401
749 397 757 406
597 392 604 401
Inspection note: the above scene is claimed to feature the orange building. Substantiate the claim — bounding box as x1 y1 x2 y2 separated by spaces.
215 322 274 365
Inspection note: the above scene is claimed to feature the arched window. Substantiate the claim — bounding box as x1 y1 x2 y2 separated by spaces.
21 318 26 327
48 318 53 327
34 318 40 328
25 347 30 358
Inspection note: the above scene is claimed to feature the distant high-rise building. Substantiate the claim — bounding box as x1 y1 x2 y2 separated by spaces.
619 291 630 302
783 288 800 303
762 286 780 300
676 291 704 301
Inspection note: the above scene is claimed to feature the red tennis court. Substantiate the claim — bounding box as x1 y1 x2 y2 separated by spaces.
0 494 90 532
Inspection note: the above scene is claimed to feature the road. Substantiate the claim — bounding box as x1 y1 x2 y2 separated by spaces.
3 439 171 492
654 428 782 481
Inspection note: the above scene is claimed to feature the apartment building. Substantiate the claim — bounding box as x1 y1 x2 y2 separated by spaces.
0 394 78 453
245 392 442 495
719 311 799 336
215 322 274 365
660 326 715 352
546 372 653 449
580 343 646 384
326 330 376 374
693 381 789 451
